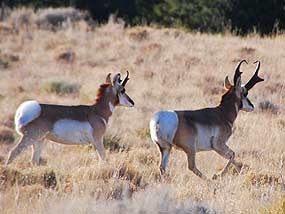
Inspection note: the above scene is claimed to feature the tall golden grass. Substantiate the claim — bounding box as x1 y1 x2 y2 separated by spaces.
0 8 284 213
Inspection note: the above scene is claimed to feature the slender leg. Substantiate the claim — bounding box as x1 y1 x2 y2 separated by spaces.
232 159 243 173
31 141 44 165
213 144 236 177
155 143 164 175
155 142 171 175
160 147 171 175
6 135 35 165
186 151 207 180
93 138 106 161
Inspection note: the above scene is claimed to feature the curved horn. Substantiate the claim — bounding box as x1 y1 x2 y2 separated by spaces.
121 71 130 86
234 60 247 84
245 61 264 91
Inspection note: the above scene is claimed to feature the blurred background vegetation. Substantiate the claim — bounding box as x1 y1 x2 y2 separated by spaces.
1 0 285 35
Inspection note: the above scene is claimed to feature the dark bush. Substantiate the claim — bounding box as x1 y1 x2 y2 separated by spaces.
258 100 278 114
104 134 128 152
0 126 15 144
2 0 285 35
42 81 80 95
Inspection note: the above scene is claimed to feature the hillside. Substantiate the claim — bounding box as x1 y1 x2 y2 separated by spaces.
0 9 284 213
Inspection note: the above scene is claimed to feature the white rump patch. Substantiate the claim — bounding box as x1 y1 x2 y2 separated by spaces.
15 100 41 133
150 110 179 144
150 118 159 142
52 119 94 145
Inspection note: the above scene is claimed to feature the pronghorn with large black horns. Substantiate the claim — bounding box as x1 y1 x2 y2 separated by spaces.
150 60 264 179
6 72 134 165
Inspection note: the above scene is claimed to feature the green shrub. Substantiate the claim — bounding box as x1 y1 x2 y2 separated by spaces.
0 52 20 69
261 196 285 213
0 166 57 189
42 81 80 95
0 58 9 69
104 134 127 152
135 128 150 140
0 126 15 144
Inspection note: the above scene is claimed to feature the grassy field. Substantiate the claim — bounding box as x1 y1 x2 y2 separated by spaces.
0 8 284 213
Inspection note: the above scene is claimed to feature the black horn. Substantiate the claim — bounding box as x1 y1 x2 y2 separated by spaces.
234 60 247 85
245 61 264 91
121 71 130 86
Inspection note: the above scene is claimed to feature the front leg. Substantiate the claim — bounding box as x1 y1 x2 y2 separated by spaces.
93 137 106 161
213 143 241 178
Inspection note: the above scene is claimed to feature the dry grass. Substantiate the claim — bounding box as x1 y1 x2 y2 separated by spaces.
0 8 285 214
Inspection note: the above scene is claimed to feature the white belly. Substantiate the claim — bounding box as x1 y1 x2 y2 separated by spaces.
52 119 94 145
196 124 220 152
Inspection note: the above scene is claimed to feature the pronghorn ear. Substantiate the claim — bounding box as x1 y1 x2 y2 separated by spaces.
112 73 121 87
224 76 232 90
106 73 112 84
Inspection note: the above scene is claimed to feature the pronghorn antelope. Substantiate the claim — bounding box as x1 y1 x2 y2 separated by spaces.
150 60 264 179
6 72 134 165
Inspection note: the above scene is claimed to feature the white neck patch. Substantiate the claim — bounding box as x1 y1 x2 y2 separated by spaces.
109 102 115 113
100 117 107 126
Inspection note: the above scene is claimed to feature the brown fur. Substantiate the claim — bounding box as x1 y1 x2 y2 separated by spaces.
165 64 262 179
6 76 134 165
171 89 239 179
94 83 112 104
153 72 259 179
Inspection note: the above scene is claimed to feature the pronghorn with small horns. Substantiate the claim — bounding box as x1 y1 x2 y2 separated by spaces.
6 72 134 165
150 60 264 179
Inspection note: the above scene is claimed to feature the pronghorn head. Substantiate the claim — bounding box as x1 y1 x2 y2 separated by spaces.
105 71 135 108
223 60 264 112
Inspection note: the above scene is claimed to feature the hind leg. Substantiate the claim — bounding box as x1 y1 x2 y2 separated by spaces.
156 142 171 175
186 151 207 180
6 135 35 165
31 141 44 165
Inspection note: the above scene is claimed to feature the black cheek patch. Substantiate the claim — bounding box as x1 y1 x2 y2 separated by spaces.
248 99 254 108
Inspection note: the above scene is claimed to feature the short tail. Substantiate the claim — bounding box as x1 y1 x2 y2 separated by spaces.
149 116 160 143
15 100 41 134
